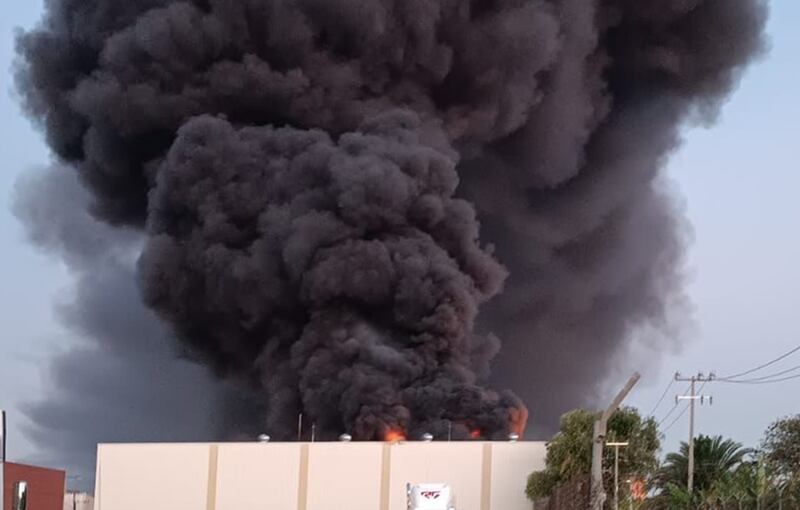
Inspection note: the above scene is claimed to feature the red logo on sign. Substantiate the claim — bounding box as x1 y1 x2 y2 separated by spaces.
420 491 441 499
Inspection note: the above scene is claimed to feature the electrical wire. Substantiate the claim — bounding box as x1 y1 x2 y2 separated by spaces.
717 372 800 385
659 382 707 435
648 379 675 417
656 382 692 427
717 363 800 383
661 402 689 434
656 401 680 427
718 344 800 380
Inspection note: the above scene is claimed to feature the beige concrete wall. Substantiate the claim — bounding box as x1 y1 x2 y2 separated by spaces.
94 441 544 510
94 444 210 510
306 442 383 510
215 443 301 510
388 442 484 510
489 442 546 510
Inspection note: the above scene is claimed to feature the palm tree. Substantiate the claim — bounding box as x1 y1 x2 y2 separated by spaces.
657 435 751 494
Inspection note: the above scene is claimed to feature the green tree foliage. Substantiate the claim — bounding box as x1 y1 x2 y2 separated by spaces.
526 407 660 501
761 414 800 486
656 435 751 494
644 422 800 509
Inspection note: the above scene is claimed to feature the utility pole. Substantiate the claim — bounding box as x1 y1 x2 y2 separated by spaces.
674 372 714 494
591 372 641 510
626 480 634 510
1 409 6 510
607 441 629 510
297 413 303 441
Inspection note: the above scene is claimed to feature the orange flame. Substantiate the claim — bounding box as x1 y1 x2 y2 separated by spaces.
384 429 406 442
470 429 482 439
630 479 647 501
509 405 529 439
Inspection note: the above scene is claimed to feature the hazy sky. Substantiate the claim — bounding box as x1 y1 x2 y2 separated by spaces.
1 0 797 466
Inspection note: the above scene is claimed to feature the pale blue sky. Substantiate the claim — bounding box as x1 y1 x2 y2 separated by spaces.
1 0 798 464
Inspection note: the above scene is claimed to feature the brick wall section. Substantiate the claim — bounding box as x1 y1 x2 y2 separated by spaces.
4 463 66 510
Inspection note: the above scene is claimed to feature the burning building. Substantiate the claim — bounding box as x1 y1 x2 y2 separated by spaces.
92 440 545 510
13 0 768 483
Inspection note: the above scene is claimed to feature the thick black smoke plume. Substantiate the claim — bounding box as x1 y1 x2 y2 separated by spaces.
15 0 766 454
13 168 263 488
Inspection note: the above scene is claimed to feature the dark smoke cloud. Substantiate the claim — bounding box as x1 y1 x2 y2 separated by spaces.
463 0 769 433
13 168 262 490
138 111 519 439
14 0 766 470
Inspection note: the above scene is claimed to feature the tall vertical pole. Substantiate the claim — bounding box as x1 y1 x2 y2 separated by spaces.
688 377 696 493
628 483 633 510
591 373 640 510
614 445 620 510
1 410 5 462
608 442 629 510
675 371 715 495
591 420 603 506
1 409 6 510
626 480 633 510
297 413 303 441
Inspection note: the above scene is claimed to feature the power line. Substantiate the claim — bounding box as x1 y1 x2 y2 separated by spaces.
657 403 679 427
718 363 800 383
648 379 675 417
719 344 800 380
661 401 689 434
660 382 708 435
656 382 691 426
717 372 800 385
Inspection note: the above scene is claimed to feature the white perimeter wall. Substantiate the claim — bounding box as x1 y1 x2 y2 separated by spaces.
64 493 95 510
93 441 545 510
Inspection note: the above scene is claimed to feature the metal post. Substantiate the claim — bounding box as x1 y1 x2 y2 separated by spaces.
1 410 5 462
688 377 696 493
628 483 633 510
626 480 633 510
298 413 303 441
607 442 629 510
614 446 619 510
591 373 640 510
756 458 763 510
591 420 604 509
1 409 6 510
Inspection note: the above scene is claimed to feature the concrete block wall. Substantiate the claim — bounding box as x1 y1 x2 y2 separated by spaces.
93 441 545 510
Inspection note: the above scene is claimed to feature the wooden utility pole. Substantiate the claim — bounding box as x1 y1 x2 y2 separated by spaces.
590 373 641 510
674 372 714 493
